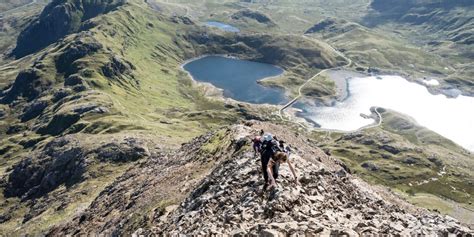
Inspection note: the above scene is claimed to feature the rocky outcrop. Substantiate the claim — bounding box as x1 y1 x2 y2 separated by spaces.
37 112 81 136
0 69 52 104
3 134 151 202
11 0 125 58
4 136 86 200
231 9 276 26
305 18 358 35
20 99 50 122
95 137 150 163
101 55 135 79
55 37 103 75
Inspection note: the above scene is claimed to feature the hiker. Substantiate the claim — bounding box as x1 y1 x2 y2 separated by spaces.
260 133 298 190
252 136 262 156
260 133 279 190
267 151 298 190
252 130 265 156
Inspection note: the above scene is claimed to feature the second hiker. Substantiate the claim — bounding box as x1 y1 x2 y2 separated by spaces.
260 133 298 190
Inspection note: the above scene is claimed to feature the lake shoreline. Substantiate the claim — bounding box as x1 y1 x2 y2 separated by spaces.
180 55 288 106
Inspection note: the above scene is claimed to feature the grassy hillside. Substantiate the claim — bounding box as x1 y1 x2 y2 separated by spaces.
0 1 234 234
311 109 473 222
155 0 473 96
362 0 474 95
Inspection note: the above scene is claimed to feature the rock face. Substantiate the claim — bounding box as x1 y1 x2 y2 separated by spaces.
3 134 151 201
0 69 52 104
55 37 103 74
231 9 276 26
45 122 472 235
11 0 125 58
4 136 86 200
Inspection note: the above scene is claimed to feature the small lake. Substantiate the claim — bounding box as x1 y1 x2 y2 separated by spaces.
205 21 240 32
183 56 286 104
297 75 474 151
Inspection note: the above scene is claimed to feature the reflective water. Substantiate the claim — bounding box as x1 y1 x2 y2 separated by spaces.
205 21 240 32
183 56 286 104
298 75 474 151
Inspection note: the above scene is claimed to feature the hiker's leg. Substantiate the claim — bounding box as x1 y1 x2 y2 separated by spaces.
261 155 270 184
272 162 279 180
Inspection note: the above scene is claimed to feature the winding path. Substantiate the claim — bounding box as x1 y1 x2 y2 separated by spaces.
278 35 352 119
277 35 384 132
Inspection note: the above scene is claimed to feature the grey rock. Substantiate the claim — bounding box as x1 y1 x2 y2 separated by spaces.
261 229 281 237
21 100 49 122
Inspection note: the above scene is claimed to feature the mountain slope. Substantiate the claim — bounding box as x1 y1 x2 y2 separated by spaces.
1 0 473 235
0 0 347 234
49 122 473 235
12 0 126 58
362 0 474 95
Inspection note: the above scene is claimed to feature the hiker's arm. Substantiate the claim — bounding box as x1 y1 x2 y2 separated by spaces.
267 160 276 186
287 160 298 185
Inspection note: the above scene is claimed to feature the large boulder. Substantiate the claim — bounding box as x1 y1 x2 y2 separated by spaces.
37 112 81 136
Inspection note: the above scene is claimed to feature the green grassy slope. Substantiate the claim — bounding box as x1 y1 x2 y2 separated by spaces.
0 2 237 234
311 109 473 221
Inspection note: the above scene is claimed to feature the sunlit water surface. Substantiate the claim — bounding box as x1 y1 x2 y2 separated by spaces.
298 75 474 151
205 21 240 32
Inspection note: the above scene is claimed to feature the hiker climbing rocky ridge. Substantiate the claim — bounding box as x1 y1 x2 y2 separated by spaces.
46 122 472 235
149 123 472 235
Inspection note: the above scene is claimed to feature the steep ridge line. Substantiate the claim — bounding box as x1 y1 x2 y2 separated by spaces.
148 123 472 235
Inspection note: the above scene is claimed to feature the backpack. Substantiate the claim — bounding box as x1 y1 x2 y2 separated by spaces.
261 139 280 156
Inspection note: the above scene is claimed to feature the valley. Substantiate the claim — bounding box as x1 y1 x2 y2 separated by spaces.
0 0 472 235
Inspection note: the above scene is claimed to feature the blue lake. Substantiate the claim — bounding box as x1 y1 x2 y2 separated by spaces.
205 21 240 32
183 56 286 105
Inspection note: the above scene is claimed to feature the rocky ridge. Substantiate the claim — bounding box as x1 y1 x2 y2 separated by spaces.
149 124 472 235
47 122 473 235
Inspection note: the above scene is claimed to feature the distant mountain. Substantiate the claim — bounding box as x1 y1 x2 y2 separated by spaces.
11 0 125 58
365 0 474 45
